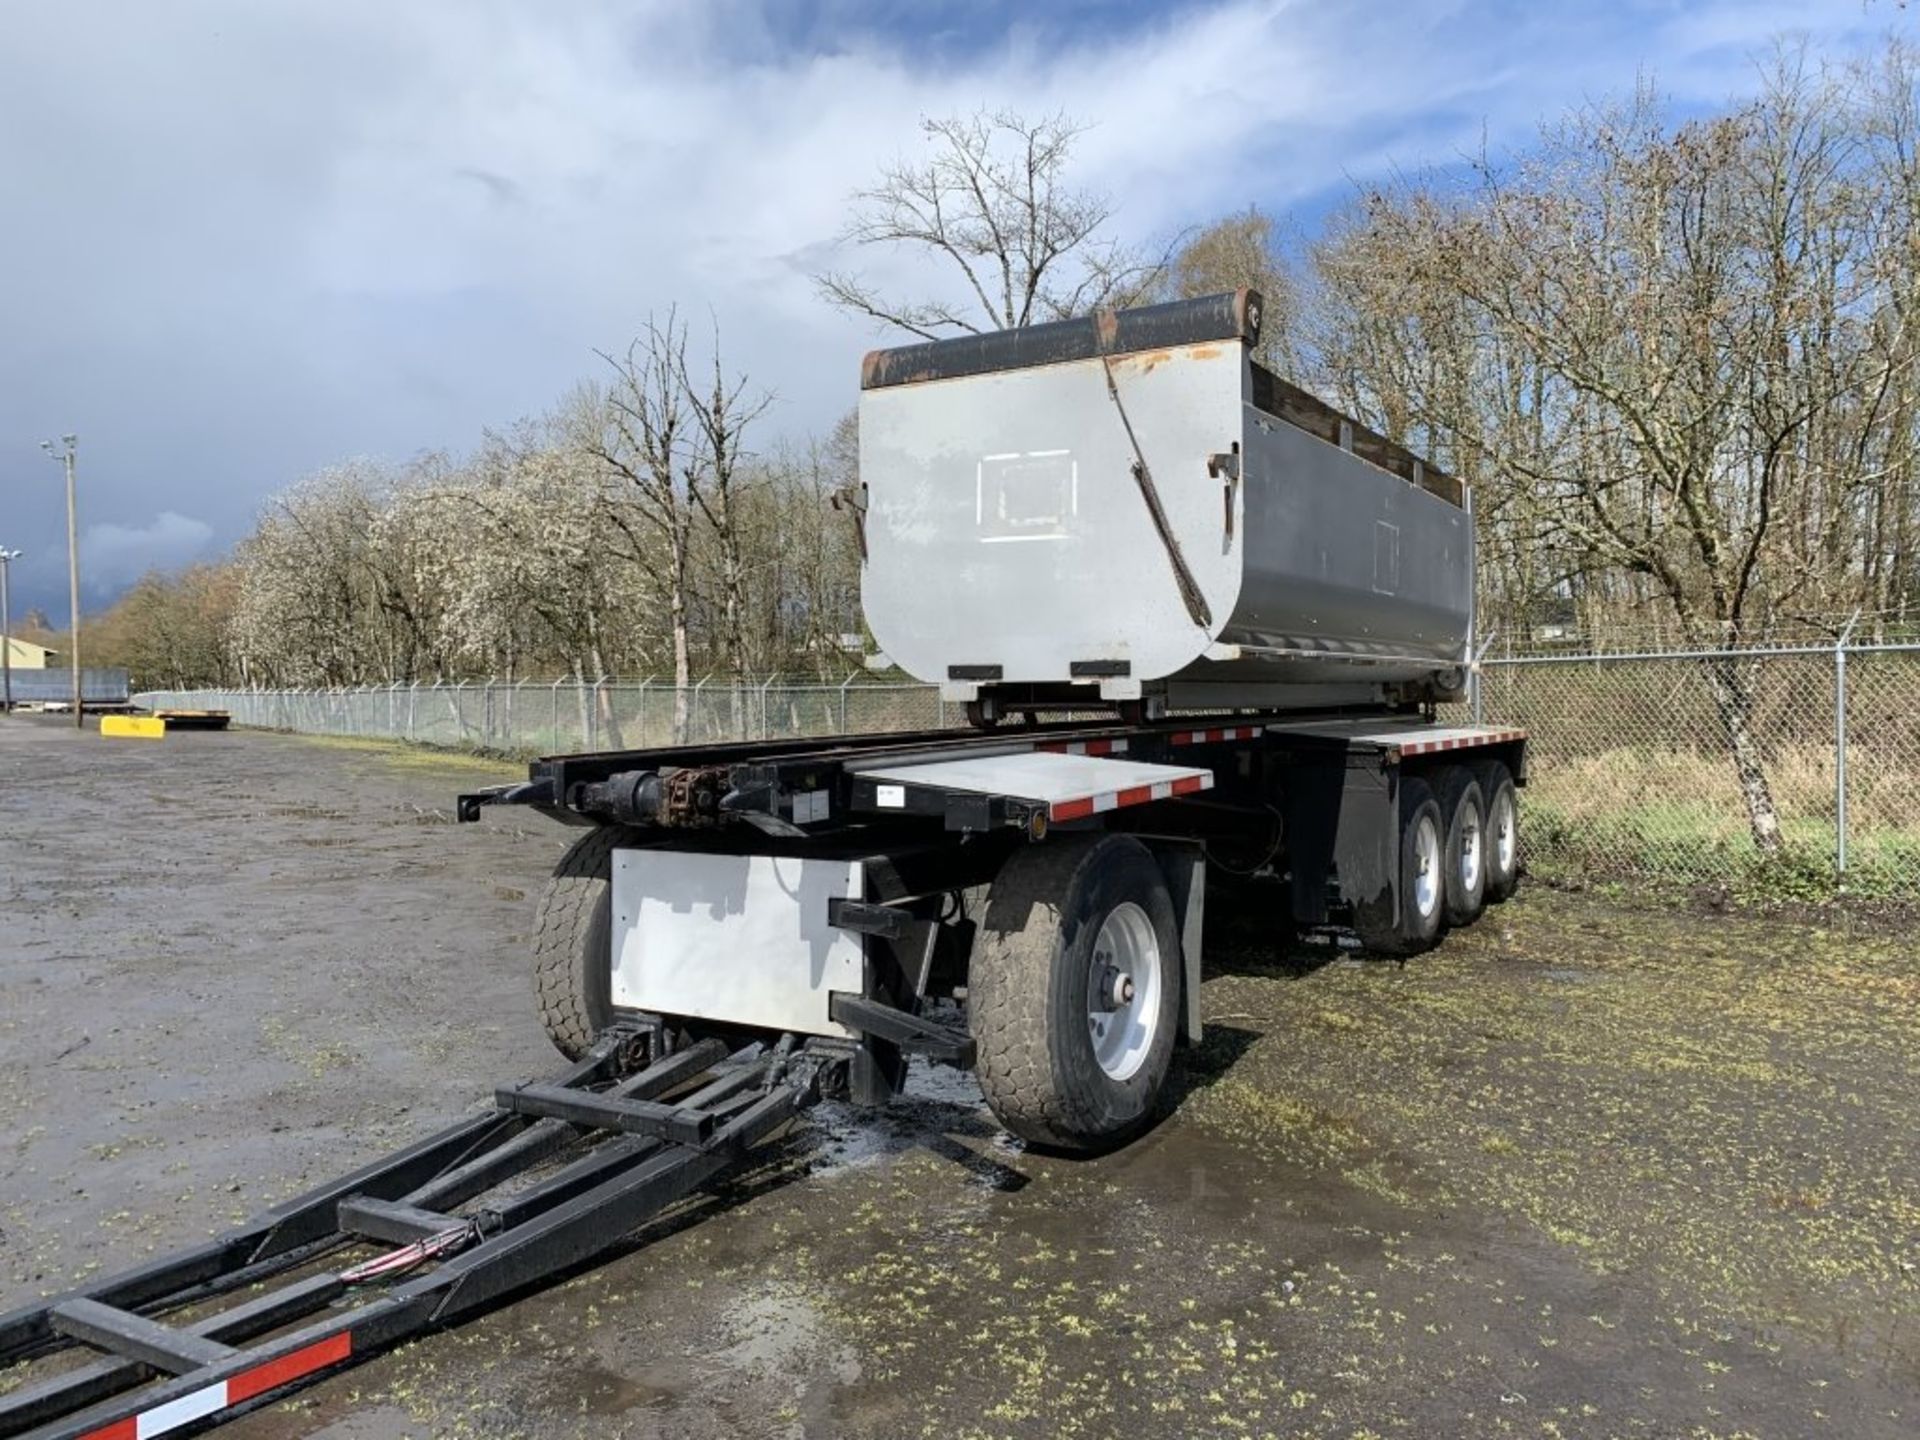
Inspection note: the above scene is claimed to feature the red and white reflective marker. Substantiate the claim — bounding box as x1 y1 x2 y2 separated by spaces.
79 1334 351 1440
1048 772 1211 822
1035 737 1129 756
1167 725 1262 745
1383 726 1526 758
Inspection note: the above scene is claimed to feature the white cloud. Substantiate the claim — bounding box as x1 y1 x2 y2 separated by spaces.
79 512 217 592
0 0 1902 613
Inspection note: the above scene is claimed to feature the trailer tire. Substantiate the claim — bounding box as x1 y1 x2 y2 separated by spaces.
969 834 1181 1153
1434 767 1487 926
1475 761 1521 904
1352 777 1446 956
531 826 622 1060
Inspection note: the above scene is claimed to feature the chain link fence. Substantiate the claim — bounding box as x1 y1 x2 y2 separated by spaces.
1464 640 1920 899
139 642 1920 899
134 677 951 754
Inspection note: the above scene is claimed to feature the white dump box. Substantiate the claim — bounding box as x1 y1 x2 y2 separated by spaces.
858 290 1473 713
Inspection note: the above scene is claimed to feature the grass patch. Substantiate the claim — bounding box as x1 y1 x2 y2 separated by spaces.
1520 742 1920 903
1192 889 1920 1344
286 733 523 776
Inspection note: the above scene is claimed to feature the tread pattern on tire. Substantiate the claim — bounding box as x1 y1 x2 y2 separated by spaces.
1474 760 1521 903
531 826 623 1060
969 839 1095 1148
969 835 1176 1151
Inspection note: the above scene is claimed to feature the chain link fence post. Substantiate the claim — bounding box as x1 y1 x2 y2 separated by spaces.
1834 614 1859 876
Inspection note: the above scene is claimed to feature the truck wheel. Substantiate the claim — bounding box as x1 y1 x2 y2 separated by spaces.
1475 761 1521 903
969 834 1182 1152
1353 777 1446 956
1435 767 1487 926
531 826 622 1060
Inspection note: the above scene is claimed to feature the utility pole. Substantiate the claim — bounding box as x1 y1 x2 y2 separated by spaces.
0 547 19 714
41 435 81 727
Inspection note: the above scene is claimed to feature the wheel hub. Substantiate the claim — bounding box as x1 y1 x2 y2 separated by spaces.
1086 902 1161 1082
1460 810 1482 893
1412 815 1441 918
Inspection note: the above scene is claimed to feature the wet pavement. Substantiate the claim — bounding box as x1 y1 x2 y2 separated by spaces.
2 717 1915 1438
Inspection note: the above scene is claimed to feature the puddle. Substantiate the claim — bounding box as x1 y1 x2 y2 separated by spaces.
810 1058 1012 1183
537 1358 676 1416
1539 964 1603 983
714 1289 861 1385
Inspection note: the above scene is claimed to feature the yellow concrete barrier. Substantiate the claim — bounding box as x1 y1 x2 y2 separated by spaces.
101 715 166 740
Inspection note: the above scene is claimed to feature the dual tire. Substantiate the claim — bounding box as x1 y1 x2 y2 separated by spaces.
529 826 1185 1153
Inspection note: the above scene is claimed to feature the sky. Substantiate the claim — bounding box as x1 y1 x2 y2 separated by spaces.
0 0 1907 619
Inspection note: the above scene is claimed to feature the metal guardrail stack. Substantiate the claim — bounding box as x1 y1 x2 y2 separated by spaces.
5 667 131 706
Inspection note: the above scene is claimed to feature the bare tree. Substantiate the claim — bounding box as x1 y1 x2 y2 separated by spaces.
816 109 1166 338
590 314 699 739
677 321 774 678
1310 56 1920 851
1165 206 1300 374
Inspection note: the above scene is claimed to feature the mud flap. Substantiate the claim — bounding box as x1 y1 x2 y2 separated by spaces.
1146 840 1206 1045
1331 766 1398 927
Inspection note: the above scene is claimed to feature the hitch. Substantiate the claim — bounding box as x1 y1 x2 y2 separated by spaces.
0 1030 844 1440
456 778 553 823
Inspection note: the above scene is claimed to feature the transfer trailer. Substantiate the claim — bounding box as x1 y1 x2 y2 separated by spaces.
0 294 1525 1438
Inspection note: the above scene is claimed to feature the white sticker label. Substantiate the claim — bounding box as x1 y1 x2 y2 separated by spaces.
875 784 906 809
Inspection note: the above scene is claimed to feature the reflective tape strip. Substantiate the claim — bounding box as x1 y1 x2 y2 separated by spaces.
1049 772 1211 822
1035 738 1129 756
135 1386 226 1439
1395 727 1527 757
1168 726 1262 746
78 1333 352 1440
227 1334 353 1403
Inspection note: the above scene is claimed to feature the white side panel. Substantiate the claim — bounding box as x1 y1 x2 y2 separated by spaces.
855 750 1210 805
611 850 865 1038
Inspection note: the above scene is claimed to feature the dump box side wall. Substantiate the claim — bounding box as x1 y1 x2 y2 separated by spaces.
1200 414 1472 684
859 342 1471 693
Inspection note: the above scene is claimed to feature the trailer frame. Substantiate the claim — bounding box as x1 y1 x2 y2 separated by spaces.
0 1025 841 1440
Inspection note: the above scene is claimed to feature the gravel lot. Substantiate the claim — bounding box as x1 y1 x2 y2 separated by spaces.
2 717 1915 1438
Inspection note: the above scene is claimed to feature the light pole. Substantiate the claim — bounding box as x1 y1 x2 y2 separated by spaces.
0 547 19 714
40 435 81 727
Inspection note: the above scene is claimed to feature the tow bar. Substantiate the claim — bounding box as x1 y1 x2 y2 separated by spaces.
0 1025 837 1440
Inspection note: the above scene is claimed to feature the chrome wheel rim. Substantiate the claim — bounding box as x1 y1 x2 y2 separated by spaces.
1412 814 1441 919
1459 802 1483 895
1087 901 1160 1081
1493 792 1516 873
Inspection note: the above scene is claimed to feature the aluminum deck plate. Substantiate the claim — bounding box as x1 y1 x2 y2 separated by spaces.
1263 720 1527 756
857 750 1214 822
